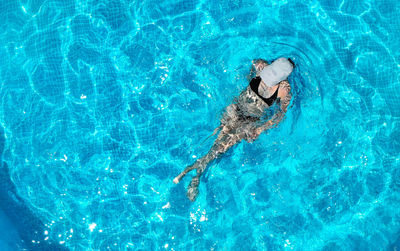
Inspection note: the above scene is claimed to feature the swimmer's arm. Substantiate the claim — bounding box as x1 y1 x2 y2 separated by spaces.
269 89 292 126
256 82 292 134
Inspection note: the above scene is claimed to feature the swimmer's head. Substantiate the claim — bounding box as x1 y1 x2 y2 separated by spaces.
259 57 294 87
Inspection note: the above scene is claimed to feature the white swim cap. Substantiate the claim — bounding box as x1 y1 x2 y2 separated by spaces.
259 57 294 87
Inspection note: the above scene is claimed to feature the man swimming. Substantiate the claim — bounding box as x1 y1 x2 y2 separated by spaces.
173 58 294 201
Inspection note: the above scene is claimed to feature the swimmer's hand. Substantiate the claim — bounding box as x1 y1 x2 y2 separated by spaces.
173 177 180 184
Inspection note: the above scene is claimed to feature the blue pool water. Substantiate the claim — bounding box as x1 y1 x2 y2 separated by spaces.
1 0 400 250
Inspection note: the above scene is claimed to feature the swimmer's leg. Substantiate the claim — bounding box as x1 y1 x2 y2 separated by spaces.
173 160 202 184
186 165 204 201
172 123 235 185
185 131 245 201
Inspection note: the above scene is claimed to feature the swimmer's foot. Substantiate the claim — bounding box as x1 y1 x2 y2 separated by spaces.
173 177 180 184
187 177 200 202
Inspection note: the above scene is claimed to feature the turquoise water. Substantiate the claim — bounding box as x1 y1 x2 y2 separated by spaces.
1 0 400 250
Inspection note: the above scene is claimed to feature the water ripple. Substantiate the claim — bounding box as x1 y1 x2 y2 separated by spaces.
0 0 399 249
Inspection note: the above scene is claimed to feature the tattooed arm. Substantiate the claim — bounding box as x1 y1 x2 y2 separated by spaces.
249 80 292 140
267 80 292 127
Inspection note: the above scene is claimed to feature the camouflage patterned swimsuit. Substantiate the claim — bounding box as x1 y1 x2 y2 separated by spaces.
219 77 281 141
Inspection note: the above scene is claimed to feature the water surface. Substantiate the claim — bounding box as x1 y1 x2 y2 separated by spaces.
0 0 399 249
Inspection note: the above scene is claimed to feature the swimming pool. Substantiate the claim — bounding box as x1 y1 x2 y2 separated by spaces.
0 0 399 249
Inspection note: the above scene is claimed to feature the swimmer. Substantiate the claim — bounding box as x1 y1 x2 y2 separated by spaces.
173 57 294 201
